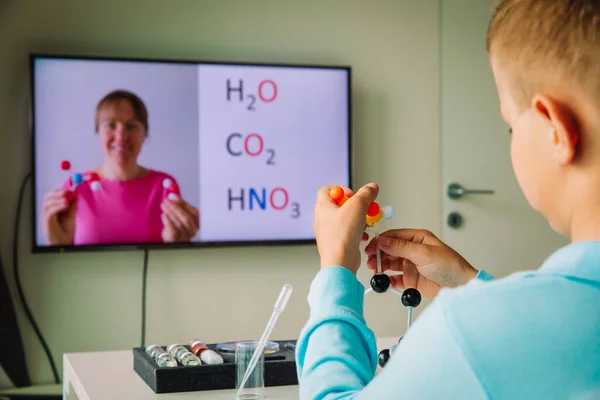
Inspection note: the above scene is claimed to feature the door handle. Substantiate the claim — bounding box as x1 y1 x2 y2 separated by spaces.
447 182 494 200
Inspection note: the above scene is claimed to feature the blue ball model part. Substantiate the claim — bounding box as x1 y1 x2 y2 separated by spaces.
72 173 83 184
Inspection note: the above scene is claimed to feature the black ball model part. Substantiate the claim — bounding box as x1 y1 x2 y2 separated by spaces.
370 274 391 293
401 288 422 308
378 349 390 368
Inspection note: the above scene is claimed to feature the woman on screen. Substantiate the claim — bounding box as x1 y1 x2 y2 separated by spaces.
41 89 200 246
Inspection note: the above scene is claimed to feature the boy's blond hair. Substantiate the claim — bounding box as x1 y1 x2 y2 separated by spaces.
486 0 600 110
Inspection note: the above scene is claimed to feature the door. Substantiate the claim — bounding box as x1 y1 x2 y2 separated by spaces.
441 0 568 277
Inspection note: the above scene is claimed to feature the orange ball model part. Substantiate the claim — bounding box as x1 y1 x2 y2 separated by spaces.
329 186 349 206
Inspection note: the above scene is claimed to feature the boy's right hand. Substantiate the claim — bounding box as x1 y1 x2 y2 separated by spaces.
42 189 76 245
365 229 478 299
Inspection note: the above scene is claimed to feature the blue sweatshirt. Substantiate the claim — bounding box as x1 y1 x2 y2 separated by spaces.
296 241 600 399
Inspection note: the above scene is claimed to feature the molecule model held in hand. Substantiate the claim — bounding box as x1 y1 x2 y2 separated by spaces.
328 185 395 227
60 160 102 202
327 185 421 369
163 178 181 201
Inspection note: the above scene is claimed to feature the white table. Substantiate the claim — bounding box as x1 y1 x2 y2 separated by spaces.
63 337 398 399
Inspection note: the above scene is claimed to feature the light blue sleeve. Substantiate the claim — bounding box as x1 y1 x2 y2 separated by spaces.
295 266 378 400
296 267 488 400
475 269 495 281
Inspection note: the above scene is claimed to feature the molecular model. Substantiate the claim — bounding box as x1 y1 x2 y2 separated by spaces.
162 178 181 201
60 160 101 201
329 186 395 226
329 186 422 368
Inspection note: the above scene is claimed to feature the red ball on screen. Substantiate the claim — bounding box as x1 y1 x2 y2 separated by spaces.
64 190 77 202
167 183 180 195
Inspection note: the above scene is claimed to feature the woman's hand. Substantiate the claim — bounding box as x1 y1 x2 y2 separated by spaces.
365 228 478 299
42 189 77 245
161 196 200 242
314 183 379 274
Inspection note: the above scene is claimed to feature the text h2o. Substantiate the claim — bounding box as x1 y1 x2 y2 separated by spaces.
226 79 277 111
226 133 275 165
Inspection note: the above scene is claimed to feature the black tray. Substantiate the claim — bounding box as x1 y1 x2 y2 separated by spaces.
133 340 298 393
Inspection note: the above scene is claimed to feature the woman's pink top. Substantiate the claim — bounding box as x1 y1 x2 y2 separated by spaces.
61 170 178 245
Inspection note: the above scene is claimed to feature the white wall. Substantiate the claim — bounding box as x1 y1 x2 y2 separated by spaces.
0 0 441 387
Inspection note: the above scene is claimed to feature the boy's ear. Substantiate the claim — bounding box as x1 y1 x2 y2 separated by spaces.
532 94 580 164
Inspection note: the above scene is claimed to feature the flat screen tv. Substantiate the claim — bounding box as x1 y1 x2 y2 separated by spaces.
30 54 351 252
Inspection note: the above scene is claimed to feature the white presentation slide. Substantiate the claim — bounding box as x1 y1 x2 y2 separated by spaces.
197 64 349 242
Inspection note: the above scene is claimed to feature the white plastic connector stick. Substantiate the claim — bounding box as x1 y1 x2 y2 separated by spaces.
374 228 383 275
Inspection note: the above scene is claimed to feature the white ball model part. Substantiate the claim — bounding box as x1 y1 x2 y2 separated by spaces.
90 181 102 191
162 178 173 189
167 192 179 201
382 205 395 219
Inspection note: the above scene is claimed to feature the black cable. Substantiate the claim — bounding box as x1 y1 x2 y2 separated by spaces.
13 172 60 384
141 248 149 348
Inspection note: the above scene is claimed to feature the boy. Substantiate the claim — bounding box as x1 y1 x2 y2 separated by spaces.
296 0 600 398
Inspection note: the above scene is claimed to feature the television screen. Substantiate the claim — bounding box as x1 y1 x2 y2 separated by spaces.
30 54 351 251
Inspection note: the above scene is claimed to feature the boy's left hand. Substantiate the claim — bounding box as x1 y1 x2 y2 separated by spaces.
314 183 379 273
